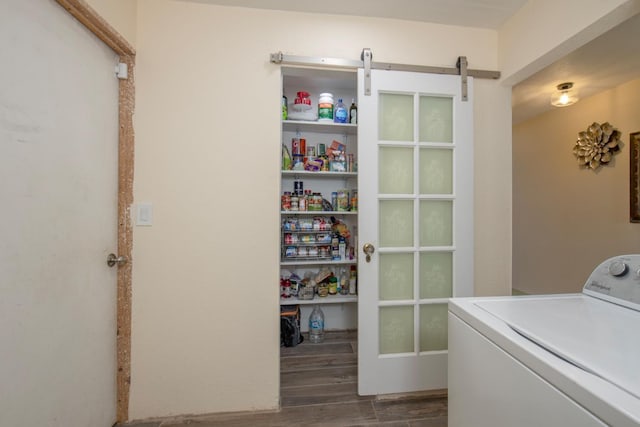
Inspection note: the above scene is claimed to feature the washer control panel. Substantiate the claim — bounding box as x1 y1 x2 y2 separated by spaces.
583 254 640 311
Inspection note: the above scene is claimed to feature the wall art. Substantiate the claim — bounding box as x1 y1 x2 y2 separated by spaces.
573 122 621 170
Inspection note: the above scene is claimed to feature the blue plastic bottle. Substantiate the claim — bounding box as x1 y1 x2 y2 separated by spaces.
334 98 348 123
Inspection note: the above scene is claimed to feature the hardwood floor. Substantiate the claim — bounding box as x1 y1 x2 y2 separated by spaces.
122 330 448 426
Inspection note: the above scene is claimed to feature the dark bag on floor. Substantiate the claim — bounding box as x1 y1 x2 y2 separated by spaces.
280 305 303 347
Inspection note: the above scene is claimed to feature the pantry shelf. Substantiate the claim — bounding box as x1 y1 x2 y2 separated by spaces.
280 294 358 305
280 259 357 267
281 210 357 215
283 120 357 135
280 67 359 331
281 170 357 179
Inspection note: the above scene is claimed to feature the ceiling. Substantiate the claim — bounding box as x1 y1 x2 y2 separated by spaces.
512 13 640 124
181 0 528 29
184 0 640 123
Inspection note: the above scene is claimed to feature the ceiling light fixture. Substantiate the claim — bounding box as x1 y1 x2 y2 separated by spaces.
550 82 579 107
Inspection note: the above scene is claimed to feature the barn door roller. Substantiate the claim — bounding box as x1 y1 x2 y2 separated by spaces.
270 49 500 100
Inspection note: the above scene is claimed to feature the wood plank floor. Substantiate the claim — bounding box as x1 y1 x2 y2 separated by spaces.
121 330 448 426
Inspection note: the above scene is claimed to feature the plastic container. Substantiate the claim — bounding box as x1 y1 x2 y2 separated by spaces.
293 91 312 110
340 268 349 295
349 265 357 295
334 98 348 123
308 305 325 343
328 276 338 295
318 93 334 122
282 95 288 120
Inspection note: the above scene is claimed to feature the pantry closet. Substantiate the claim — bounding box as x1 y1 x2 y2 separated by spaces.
276 50 497 398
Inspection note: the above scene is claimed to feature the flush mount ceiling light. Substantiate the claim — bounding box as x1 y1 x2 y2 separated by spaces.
551 82 579 107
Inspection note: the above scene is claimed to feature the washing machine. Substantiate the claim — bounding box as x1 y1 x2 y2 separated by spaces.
448 254 640 427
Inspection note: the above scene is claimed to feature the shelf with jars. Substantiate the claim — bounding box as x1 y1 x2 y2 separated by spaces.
279 66 358 331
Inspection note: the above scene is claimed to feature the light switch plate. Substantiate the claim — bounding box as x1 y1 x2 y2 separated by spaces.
136 203 153 226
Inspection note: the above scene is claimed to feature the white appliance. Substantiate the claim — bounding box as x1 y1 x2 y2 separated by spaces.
448 254 640 427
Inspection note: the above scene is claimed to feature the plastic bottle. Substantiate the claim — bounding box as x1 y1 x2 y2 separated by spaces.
282 94 288 120
308 305 325 343
340 268 349 295
318 93 334 122
334 98 348 123
338 236 346 260
349 266 357 295
349 99 357 124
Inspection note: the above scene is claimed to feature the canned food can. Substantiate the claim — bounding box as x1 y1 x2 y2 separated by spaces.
292 154 304 168
306 146 316 157
281 192 292 210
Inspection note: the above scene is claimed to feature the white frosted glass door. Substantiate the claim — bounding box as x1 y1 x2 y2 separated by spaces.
358 69 474 395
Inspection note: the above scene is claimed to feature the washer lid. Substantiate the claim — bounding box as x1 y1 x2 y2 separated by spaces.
475 295 640 399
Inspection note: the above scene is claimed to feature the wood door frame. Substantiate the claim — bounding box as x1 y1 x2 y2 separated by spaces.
55 0 135 422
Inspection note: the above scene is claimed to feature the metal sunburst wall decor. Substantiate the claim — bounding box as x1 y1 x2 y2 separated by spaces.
573 122 622 170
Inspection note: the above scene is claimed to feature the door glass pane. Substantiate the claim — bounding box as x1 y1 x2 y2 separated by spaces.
419 96 453 143
380 147 413 194
380 305 414 354
379 200 414 247
379 93 414 141
419 200 452 246
419 252 453 299
419 304 448 352
419 148 453 195
380 253 414 300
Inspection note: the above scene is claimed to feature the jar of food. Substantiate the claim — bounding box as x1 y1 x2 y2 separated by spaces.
281 192 291 211
309 193 322 211
328 276 338 295
317 282 329 297
318 93 334 122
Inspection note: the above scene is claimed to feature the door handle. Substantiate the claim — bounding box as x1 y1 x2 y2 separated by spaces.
107 253 128 267
363 243 375 263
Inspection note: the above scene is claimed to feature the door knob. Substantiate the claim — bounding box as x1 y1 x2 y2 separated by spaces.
363 243 375 263
107 253 128 267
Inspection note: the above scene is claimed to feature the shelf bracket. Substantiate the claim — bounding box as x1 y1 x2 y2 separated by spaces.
361 48 372 96
457 56 468 102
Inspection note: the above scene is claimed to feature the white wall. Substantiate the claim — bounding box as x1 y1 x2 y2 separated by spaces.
130 0 511 419
85 0 137 47
513 78 640 294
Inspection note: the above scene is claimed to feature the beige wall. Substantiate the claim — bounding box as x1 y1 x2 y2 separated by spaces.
85 0 137 47
513 78 640 294
499 0 640 84
129 0 511 419
70 0 639 420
